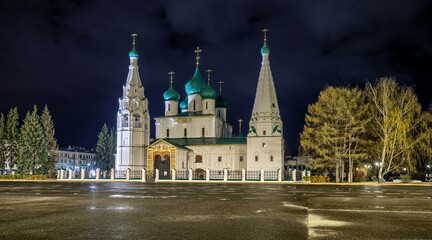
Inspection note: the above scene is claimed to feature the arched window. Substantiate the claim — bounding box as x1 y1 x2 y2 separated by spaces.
201 127 205 137
206 102 208 110
122 114 129 127
255 156 259 161
195 155 202 163
133 114 141 128
166 129 170 138
193 100 196 111
168 103 171 111
218 110 221 117
263 130 266 135
270 156 273 161
262 142 266 147
184 128 187 137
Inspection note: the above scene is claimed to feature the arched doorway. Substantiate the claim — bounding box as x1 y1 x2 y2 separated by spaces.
154 154 170 179
194 168 206 180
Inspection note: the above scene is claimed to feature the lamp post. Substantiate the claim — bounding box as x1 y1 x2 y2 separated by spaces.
375 162 382 182
426 165 431 181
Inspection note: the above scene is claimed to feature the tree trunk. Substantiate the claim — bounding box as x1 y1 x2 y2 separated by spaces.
341 160 345 183
348 158 353 183
335 161 340 183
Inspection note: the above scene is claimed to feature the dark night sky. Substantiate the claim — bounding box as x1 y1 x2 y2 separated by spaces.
1 0 432 154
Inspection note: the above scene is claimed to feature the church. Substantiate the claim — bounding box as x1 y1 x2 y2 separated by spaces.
115 30 284 179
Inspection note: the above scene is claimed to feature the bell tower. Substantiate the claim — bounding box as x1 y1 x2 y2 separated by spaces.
116 33 151 171
247 29 284 170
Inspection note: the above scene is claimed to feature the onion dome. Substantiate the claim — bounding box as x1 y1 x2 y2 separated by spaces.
185 68 207 95
163 87 180 101
261 42 270 55
200 84 217 99
129 48 139 58
216 95 228 108
179 98 188 110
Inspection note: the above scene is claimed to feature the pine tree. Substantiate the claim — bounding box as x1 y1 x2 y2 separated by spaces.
96 124 115 171
41 105 58 174
17 106 48 174
5 107 19 172
0 113 6 171
300 86 369 182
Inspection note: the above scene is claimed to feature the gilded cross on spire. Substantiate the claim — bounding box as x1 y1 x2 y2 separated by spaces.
131 33 137 49
168 71 175 87
238 119 243 135
194 47 202 67
217 80 224 94
205 69 213 84
262 28 269 45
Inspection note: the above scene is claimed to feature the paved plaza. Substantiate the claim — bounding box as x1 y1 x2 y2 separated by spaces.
0 181 431 239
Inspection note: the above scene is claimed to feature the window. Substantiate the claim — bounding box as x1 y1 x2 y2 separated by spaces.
193 100 196 111
184 128 187 137
168 103 171 111
218 110 221 117
255 156 258 162
195 155 202 163
166 129 170 138
270 156 274 161
206 102 208 109
262 142 266 147
263 130 266 135
240 156 243 162
272 103 275 108
201 127 205 137
218 156 222 162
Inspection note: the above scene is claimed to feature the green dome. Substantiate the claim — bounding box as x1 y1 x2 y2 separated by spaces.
216 95 228 108
185 68 207 95
129 48 139 58
179 98 188 110
260 43 270 54
200 84 217 99
163 87 180 101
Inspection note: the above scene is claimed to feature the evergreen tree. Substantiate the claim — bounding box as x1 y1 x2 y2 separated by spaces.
5 107 19 171
17 106 48 174
96 124 116 171
41 105 58 173
0 113 6 171
300 86 369 182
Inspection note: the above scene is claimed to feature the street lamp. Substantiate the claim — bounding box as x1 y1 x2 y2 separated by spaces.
426 165 431 181
375 162 382 182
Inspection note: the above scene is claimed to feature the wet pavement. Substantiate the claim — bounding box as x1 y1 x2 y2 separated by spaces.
0 181 431 239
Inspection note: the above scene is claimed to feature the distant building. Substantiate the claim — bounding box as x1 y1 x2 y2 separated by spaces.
116 31 284 179
285 155 312 171
56 146 97 170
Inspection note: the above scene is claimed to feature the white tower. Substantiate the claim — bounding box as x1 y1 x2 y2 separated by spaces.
247 29 284 170
116 33 150 171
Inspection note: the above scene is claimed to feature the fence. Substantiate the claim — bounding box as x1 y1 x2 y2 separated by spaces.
57 168 311 182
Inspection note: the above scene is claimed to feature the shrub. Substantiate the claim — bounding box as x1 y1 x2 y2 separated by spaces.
0 174 27 179
303 176 311 182
27 175 48 180
310 175 330 183
401 174 411 183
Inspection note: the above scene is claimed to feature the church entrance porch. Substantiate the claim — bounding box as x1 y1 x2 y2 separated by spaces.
155 154 170 179
194 168 206 180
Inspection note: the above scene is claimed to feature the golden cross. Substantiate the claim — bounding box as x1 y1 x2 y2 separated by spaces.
217 80 224 94
194 47 202 66
262 28 269 44
131 33 137 49
205 69 213 84
168 71 175 87
238 119 243 134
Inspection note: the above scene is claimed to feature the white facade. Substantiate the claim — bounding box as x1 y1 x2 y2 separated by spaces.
115 36 150 171
117 33 284 176
56 146 97 170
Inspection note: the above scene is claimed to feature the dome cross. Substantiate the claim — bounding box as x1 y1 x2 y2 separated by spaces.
194 47 202 67
262 28 269 45
217 80 224 95
131 33 137 49
168 71 175 87
205 69 213 84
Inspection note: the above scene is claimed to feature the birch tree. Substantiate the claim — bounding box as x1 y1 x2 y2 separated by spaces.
365 77 430 182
